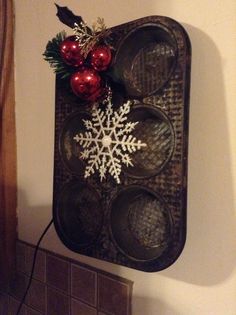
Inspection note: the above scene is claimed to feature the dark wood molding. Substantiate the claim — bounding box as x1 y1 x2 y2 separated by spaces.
0 0 17 289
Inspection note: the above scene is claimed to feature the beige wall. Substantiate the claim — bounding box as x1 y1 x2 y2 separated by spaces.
15 1 236 314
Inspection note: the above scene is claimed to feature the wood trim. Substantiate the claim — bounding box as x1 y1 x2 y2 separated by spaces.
0 0 17 289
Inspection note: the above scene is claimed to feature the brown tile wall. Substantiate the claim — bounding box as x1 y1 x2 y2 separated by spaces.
0 240 133 315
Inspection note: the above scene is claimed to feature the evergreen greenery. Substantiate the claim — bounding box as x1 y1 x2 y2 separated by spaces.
43 31 73 79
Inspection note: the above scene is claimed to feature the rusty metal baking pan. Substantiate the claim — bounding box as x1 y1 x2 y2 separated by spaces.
52 14 191 272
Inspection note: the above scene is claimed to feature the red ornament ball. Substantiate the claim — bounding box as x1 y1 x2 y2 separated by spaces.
70 67 104 101
60 36 85 67
90 45 112 71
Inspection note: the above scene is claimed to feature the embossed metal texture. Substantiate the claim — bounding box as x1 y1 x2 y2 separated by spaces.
52 16 191 272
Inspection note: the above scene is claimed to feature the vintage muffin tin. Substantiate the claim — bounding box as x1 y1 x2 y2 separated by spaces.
52 15 191 272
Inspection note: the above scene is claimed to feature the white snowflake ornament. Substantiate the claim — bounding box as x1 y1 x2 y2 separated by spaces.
73 100 146 184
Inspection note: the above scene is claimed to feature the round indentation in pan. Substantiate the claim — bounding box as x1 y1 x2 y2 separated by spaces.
59 111 90 175
110 186 172 261
124 104 175 178
113 24 177 98
54 181 103 249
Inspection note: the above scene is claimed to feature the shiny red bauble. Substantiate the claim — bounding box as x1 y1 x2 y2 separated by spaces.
60 36 85 67
90 45 112 71
70 67 104 101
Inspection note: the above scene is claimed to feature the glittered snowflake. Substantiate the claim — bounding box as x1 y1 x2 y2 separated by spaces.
73 100 146 183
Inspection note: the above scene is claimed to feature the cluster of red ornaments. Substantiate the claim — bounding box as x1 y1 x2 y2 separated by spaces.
60 36 112 101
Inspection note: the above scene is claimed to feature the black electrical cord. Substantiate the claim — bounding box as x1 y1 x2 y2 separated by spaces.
15 218 54 315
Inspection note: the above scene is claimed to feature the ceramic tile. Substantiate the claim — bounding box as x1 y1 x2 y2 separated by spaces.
13 240 133 315
8 296 26 315
71 264 97 307
26 279 46 313
25 247 46 282
16 242 27 273
0 278 6 294
47 287 70 315
46 254 70 293
9 272 28 300
25 306 43 315
0 293 8 315
98 274 131 315
71 298 97 315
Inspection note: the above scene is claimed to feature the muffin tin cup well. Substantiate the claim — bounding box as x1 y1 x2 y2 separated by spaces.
112 23 178 98
59 111 90 175
109 185 173 262
124 103 175 178
53 181 103 250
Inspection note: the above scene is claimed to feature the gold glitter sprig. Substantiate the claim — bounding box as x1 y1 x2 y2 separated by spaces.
73 17 110 57
91 17 106 33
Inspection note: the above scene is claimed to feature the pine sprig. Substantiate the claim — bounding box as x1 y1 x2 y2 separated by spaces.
43 31 72 78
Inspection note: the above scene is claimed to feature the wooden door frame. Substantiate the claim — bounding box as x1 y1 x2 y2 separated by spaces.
0 0 17 289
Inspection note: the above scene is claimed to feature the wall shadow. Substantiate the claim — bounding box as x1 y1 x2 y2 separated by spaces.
65 2 236 287
162 24 236 286
67 1 236 287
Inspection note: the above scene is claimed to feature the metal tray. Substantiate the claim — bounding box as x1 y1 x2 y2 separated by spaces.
52 15 191 272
